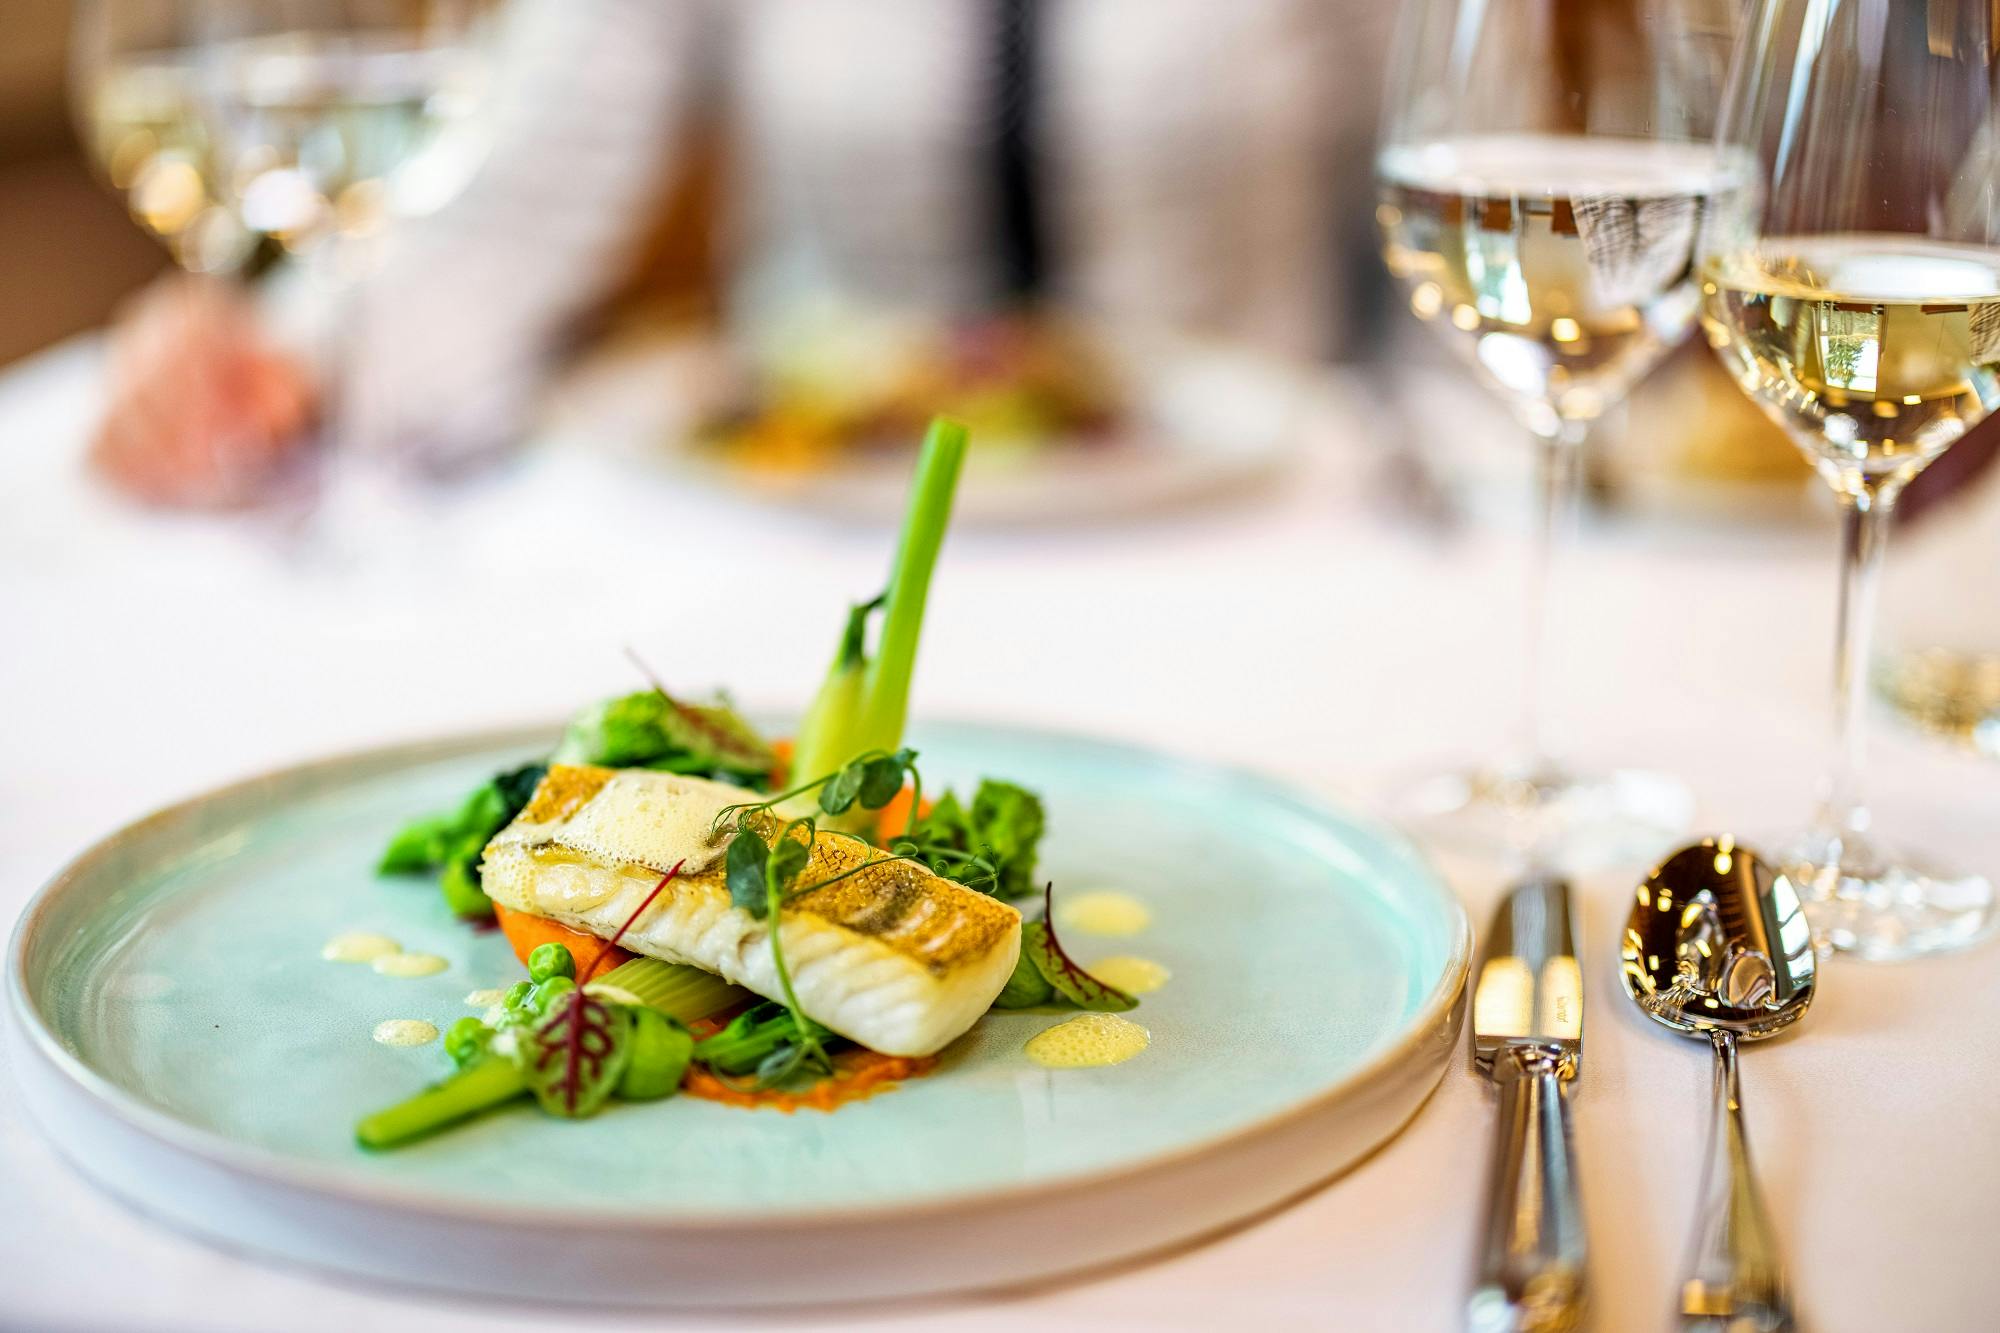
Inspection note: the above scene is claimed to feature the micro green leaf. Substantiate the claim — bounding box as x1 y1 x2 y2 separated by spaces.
770 821 813 891
858 748 916 809
819 762 865 815
726 826 771 917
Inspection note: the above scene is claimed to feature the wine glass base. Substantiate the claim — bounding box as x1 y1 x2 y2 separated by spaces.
1397 763 1693 870
1786 833 1998 961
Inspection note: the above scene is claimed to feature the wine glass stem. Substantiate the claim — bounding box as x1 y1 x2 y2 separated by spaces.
1519 418 1586 782
1823 486 1896 842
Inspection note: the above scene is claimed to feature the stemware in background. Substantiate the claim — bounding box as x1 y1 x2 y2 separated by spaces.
74 0 500 476
192 0 498 466
73 0 249 274
1374 0 1743 863
1697 0 2000 958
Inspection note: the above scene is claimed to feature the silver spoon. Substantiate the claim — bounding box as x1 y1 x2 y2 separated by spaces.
1620 837 1816 1332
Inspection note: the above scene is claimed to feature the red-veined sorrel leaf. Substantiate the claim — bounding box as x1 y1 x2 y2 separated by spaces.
1025 882 1138 1013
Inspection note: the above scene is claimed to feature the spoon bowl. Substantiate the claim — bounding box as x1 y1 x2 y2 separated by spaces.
1621 836 1814 1332
1621 836 1817 1040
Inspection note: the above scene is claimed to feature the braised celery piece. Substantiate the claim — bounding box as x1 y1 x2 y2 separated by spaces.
591 956 751 1023
355 1056 527 1150
788 417 968 801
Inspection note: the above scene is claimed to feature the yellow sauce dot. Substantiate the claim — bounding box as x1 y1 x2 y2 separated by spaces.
1025 1013 1150 1069
372 1019 438 1047
322 932 401 963
372 952 448 978
1087 955 1170 995
1057 891 1152 937
464 988 510 1007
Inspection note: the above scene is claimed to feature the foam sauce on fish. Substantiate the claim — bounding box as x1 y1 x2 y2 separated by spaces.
1057 891 1151 937
1087 955 1170 995
1025 1013 1150 1068
464 988 510 1007
322 932 401 963
372 1019 438 1047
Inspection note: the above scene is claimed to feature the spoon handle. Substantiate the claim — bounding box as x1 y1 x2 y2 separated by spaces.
1468 1049 1586 1332
1678 1030 1795 1332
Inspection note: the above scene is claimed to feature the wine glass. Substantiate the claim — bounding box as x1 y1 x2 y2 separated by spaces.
72 0 253 275
73 0 500 468
1698 0 2000 958
1375 0 1742 863
190 0 498 456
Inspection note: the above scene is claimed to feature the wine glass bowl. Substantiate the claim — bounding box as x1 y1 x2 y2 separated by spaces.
194 16 494 262
72 1 248 272
1697 0 2000 957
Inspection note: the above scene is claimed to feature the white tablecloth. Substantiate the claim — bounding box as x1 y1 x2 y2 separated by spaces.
4 339 1996 1332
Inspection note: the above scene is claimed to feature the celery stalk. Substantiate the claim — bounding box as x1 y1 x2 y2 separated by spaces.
787 596 878 799
860 417 967 749
591 957 751 1023
789 417 968 791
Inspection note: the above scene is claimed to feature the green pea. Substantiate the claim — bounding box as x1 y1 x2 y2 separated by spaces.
527 942 576 984
618 1007 695 1101
529 975 576 1011
443 1016 491 1069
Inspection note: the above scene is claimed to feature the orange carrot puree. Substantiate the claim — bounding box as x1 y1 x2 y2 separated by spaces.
682 1049 937 1113
493 902 633 973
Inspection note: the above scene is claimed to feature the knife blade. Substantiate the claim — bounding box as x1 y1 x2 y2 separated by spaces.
1466 875 1587 1333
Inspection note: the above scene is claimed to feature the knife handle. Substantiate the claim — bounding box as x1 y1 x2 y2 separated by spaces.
1468 1047 1587 1333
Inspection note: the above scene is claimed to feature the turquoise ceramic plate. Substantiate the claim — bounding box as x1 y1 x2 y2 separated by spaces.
8 723 1467 1306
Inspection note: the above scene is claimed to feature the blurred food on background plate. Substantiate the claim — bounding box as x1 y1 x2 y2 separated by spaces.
696 308 1121 476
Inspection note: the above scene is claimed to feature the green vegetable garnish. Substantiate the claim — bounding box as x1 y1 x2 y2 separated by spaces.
592 956 749 1023
788 417 967 808
897 779 1045 899
527 942 575 983
990 947 1055 1009
523 989 632 1118
443 1016 491 1069
355 1056 527 1151
619 1008 695 1101
1019 885 1138 1013
528 974 576 1012
552 678 773 782
694 1002 835 1078
378 762 548 919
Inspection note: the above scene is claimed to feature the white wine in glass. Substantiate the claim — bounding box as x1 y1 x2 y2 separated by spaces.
1698 0 2000 958
199 32 490 255
1376 0 1743 863
75 7 249 272
1380 134 1749 425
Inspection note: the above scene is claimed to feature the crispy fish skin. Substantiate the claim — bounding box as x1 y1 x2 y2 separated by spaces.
480 766 1022 1057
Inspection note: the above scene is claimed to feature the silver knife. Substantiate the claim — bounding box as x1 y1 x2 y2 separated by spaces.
1467 875 1587 1333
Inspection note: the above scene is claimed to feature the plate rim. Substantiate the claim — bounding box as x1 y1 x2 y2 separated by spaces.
7 720 1470 1232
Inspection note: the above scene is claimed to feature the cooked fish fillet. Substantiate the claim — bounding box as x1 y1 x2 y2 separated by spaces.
480 765 1022 1057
